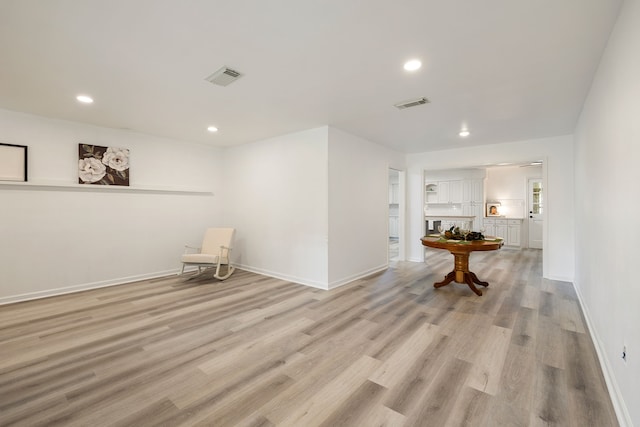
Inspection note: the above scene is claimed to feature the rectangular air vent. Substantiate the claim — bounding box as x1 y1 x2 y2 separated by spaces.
205 66 243 86
394 97 430 110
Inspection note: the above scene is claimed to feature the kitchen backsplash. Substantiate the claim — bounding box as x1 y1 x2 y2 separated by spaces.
424 203 463 216
486 199 525 218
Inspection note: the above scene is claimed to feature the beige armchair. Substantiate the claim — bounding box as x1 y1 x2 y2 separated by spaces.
180 228 236 280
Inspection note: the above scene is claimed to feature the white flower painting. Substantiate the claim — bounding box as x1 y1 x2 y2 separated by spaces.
78 144 130 186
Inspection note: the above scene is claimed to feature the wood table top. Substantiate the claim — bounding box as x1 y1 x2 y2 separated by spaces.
421 236 504 252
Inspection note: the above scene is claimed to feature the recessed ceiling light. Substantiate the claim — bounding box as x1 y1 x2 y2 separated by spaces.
530 161 542 165
207 126 218 133
459 130 470 137
403 59 422 71
76 95 93 104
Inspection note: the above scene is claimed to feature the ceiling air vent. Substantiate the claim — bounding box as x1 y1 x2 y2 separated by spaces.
205 66 243 86
394 97 430 110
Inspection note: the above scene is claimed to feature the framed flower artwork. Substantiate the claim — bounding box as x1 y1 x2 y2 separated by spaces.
78 144 130 186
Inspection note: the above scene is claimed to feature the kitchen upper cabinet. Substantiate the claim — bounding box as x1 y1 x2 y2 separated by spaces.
463 179 483 203
425 180 463 204
437 181 450 203
425 183 438 204
389 183 399 204
389 216 399 238
449 180 462 203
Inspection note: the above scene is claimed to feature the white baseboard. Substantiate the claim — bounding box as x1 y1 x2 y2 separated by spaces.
235 263 329 290
235 263 389 291
0 269 181 306
573 282 631 427
0 262 390 305
327 264 388 289
545 274 574 282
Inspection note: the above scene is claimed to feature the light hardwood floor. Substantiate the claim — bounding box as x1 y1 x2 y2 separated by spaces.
0 248 618 426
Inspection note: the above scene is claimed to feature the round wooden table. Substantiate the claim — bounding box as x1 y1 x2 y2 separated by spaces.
421 236 503 296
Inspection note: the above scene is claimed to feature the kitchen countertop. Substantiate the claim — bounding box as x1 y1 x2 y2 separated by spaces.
425 215 475 219
484 217 524 220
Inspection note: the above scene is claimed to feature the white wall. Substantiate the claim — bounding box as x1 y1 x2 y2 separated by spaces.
574 0 639 424
0 109 223 303
1 118 405 298
424 168 486 182
485 165 542 218
327 127 405 288
406 135 574 281
222 127 330 288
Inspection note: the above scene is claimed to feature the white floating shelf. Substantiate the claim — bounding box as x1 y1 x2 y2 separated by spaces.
0 180 213 195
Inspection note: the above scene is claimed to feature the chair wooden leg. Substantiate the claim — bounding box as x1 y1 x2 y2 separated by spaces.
214 262 235 280
180 260 235 281
183 266 208 281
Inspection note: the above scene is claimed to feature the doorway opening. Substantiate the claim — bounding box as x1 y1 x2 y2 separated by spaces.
388 168 403 261
528 178 543 249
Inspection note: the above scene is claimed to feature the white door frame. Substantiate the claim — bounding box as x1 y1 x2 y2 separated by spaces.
398 170 406 261
527 177 543 249
388 168 405 261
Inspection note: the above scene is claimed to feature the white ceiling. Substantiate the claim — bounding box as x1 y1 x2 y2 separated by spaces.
0 0 622 153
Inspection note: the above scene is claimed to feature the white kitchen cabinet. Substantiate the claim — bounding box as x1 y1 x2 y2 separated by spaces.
507 219 521 246
483 219 496 237
483 218 522 247
389 183 399 204
462 179 483 203
437 181 450 203
389 216 399 238
425 183 438 204
425 180 464 204
449 180 462 203
495 219 508 241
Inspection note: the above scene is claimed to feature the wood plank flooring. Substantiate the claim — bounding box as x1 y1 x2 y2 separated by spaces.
0 248 619 426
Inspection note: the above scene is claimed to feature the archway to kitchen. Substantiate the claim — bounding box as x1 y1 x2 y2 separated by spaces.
406 139 570 282
423 161 544 252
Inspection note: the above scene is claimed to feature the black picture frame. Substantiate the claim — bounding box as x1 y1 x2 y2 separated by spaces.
0 143 28 182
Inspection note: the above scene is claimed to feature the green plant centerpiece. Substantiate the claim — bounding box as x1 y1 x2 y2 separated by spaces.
443 226 484 241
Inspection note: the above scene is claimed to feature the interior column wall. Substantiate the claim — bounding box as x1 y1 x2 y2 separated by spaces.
327 127 405 288
221 127 330 288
